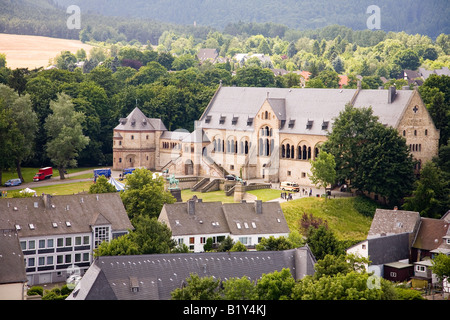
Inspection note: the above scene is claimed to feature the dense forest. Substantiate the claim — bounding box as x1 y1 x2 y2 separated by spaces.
54 0 449 38
1 0 449 46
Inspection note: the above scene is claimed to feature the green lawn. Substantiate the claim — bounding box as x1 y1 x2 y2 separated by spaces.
246 189 281 202
6 181 94 197
281 197 372 241
181 189 235 203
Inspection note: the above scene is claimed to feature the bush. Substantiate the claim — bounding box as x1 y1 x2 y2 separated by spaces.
394 287 425 300
27 286 43 296
353 196 377 217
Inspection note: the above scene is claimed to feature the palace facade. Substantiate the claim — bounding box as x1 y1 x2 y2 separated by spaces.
113 85 439 187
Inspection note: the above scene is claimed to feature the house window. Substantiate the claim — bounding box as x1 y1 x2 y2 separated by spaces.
131 135 134 140
94 226 110 248
390 272 397 278
416 265 426 272
189 237 195 244
425 129 428 136
238 237 249 245
362 244 366 250
287 171 291 176
200 237 206 244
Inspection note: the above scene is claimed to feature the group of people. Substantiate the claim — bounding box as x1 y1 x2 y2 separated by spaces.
280 187 314 201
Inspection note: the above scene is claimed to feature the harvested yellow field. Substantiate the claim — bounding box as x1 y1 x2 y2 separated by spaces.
0 33 93 69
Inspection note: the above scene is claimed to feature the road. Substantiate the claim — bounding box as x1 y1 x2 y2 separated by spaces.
0 169 94 192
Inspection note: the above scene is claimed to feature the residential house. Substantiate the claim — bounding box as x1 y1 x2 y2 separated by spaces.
338 75 349 88
197 48 219 64
418 67 450 80
0 229 27 300
67 246 316 300
233 53 273 68
0 193 133 286
348 208 450 286
411 217 450 262
346 232 411 279
158 199 290 252
403 69 423 87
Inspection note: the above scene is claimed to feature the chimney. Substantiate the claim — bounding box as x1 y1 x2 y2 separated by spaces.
255 200 262 214
388 86 396 104
42 194 52 209
357 79 361 89
187 200 195 215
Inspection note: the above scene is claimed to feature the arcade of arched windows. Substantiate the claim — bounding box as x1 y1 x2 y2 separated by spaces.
161 141 181 150
281 142 320 161
212 137 250 155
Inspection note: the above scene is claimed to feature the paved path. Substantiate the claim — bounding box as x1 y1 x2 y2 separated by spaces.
0 169 94 192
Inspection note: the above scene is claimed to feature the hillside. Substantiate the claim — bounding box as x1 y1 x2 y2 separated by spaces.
54 0 449 38
281 197 373 241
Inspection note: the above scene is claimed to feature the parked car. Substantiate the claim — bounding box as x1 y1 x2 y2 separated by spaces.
4 178 22 187
225 174 236 180
280 181 300 192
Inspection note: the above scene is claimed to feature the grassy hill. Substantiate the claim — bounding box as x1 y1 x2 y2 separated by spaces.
281 197 372 241
181 188 372 242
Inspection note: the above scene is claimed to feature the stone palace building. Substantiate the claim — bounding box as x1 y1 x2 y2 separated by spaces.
113 84 439 187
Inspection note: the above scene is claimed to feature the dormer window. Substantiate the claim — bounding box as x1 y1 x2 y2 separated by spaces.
288 119 295 128
232 116 238 125
306 120 313 129
247 117 253 126
205 115 212 123
219 116 226 124
322 121 329 130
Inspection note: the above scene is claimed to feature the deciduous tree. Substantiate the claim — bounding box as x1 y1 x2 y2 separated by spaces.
44 93 89 179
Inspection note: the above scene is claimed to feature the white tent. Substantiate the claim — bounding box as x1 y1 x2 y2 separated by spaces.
108 177 125 191
20 188 37 195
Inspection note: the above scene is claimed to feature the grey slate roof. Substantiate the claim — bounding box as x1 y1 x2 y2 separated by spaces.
115 107 167 132
367 209 420 239
67 246 316 300
161 201 230 236
222 202 289 236
352 89 414 127
198 86 414 135
0 230 27 284
159 200 290 237
0 194 133 238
